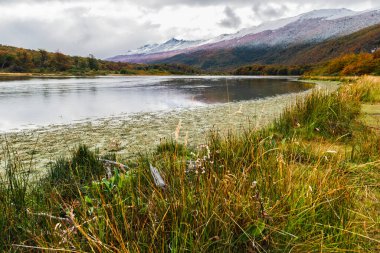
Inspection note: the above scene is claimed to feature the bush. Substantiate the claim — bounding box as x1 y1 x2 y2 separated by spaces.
46 145 104 200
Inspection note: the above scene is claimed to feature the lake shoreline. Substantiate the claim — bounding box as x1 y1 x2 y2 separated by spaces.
0 79 339 174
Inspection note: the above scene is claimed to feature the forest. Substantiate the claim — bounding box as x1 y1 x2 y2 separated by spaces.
1 43 379 77
232 64 310 76
309 50 380 76
0 45 203 75
232 49 380 76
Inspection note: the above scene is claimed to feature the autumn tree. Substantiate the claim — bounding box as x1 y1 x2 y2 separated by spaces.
373 49 380 59
38 49 49 68
51 51 71 71
15 50 33 71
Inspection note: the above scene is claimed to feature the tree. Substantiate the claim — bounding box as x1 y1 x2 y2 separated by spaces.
373 49 380 59
78 58 88 71
38 49 49 68
51 51 71 71
15 50 33 72
0 51 15 69
87 54 99 70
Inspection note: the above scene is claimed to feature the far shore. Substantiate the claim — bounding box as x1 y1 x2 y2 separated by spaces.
0 72 359 80
0 72 206 78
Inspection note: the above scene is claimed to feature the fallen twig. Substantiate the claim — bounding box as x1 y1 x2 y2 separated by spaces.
27 209 72 224
12 244 80 252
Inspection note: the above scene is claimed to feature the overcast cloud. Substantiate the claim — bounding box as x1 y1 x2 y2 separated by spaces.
219 7 242 28
0 0 379 58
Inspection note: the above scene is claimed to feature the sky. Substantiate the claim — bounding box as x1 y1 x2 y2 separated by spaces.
0 0 379 58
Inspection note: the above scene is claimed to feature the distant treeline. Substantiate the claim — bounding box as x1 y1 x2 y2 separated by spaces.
2 43 380 77
232 64 310 76
232 49 380 76
309 50 380 76
0 44 203 75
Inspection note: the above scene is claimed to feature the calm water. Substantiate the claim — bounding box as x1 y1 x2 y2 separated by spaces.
0 76 311 131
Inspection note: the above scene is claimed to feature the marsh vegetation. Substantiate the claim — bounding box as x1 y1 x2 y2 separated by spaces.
0 76 379 252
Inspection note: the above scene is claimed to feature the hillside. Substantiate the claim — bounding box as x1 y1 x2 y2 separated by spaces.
283 24 380 65
233 49 380 76
158 24 380 71
0 45 203 75
232 24 380 76
308 50 380 76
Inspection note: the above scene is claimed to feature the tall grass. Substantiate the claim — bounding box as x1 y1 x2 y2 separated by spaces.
0 76 379 252
273 89 361 139
342 76 380 103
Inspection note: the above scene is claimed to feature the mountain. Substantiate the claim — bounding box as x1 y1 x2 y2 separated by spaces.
164 23 380 71
107 8 380 70
108 38 207 63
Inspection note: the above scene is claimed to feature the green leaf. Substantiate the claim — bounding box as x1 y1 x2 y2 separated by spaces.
84 195 93 205
249 221 266 237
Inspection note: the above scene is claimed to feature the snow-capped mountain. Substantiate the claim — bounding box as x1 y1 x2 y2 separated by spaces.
125 38 207 56
206 8 357 43
107 8 380 63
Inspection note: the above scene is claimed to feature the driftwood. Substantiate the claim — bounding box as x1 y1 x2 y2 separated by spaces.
99 159 129 171
99 159 129 178
149 164 166 189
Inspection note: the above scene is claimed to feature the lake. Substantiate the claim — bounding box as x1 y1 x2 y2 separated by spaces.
0 76 311 132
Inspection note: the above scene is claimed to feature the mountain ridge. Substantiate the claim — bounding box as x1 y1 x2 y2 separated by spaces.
107 8 380 67
156 24 380 71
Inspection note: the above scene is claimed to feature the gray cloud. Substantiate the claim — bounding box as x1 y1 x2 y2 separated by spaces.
0 0 379 58
0 0 253 6
252 3 289 20
219 7 242 28
128 0 380 8
1 0 379 7
0 8 163 58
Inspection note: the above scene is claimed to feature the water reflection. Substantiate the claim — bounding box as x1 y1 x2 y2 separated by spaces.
166 78 310 103
0 76 311 131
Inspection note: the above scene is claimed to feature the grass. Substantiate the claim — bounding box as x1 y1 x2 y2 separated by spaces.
0 76 379 252
343 76 380 103
273 90 361 139
361 104 380 132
